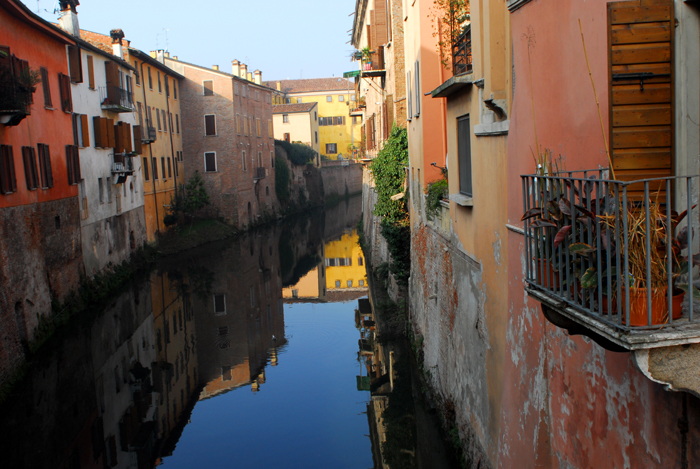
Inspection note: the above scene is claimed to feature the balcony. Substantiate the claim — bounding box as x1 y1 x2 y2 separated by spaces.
452 28 473 76
361 46 385 78
521 170 700 352
253 167 266 180
100 85 134 112
112 152 134 180
141 124 156 144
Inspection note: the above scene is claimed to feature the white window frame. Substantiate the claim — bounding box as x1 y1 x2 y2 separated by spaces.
202 79 214 96
204 114 217 136
204 151 217 172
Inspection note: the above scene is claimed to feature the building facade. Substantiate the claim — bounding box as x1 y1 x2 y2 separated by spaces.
272 102 320 164
266 78 361 160
165 57 278 227
0 0 84 382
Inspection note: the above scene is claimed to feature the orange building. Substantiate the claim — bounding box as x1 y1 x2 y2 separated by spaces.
0 0 84 382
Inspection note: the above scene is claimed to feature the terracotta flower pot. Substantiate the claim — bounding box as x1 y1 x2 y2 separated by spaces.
670 289 685 320
623 287 668 326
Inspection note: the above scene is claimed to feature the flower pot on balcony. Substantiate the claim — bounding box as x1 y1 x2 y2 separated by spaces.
623 287 668 326
670 289 684 320
535 258 559 290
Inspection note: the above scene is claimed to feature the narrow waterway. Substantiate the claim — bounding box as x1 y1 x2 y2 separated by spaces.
0 196 460 468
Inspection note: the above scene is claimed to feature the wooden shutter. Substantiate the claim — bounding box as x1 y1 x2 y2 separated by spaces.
65 145 74 185
43 144 53 188
58 73 72 112
608 0 674 200
123 123 132 152
203 80 214 96
142 156 149 181
68 45 82 83
22 146 39 190
382 101 388 140
87 55 95 90
106 118 116 148
80 114 90 147
375 0 388 45
205 115 216 135
133 126 142 154
40 67 52 107
0 145 18 194
72 145 81 182
93 116 103 147
105 61 119 103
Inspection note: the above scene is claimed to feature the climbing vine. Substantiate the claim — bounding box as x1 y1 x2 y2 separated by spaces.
430 0 470 69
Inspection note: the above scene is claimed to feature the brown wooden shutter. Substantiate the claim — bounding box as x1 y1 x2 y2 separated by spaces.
22 146 38 190
114 122 123 152
203 80 214 96
93 116 103 147
72 145 81 182
375 0 388 45
133 126 142 154
40 67 51 107
608 0 674 200
124 123 132 152
87 55 95 90
42 144 53 188
80 114 90 147
205 115 216 135
0 145 18 194
68 45 82 83
106 118 116 148
58 73 72 112
105 61 119 103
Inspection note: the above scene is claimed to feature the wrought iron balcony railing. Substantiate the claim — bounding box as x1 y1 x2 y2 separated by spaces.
100 85 134 112
522 169 700 336
452 28 473 76
142 124 156 144
112 152 134 175
253 167 266 180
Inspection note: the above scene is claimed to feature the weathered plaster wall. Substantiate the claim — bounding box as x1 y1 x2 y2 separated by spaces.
81 207 147 275
321 163 363 199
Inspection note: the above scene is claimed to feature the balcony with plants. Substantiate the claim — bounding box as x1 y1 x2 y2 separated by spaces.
0 58 40 126
521 163 700 352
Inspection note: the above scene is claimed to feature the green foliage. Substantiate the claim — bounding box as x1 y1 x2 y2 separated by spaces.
275 155 291 204
425 177 448 220
381 220 411 286
167 174 210 225
0 65 41 112
369 125 409 225
275 139 316 165
431 0 470 69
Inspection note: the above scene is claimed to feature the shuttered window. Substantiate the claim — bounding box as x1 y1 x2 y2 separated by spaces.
132 126 142 154
67 45 82 83
40 67 52 107
156 108 161 130
65 145 80 185
21 146 39 190
104 61 120 104
167 157 172 178
608 0 674 201
205 152 216 172
142 157 149 181
176 115 180 134
114 122 132 153
161 157 166 179
203 80 214 96
205 115 216 136
58 73 72 112
0 145 18 194
152 157 158 180
87 55 95 90
37 144 53 189
458 115 472 197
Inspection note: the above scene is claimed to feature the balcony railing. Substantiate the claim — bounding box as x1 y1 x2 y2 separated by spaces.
112 153 134 175
522 170 700 337
100 85 134 112
253 167 266 180
142 124 156 144
452 28 473 76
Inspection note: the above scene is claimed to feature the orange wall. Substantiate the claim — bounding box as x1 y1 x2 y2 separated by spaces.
0 6 78 208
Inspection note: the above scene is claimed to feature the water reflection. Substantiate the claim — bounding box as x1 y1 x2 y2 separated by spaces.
0 199 368 468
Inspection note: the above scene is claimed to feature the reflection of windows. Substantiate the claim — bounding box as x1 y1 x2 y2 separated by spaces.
358 257 364 266
347 280 353 287
218 341 230 350
222 366 232 381
218 326 229 336
335 280 341 288
359 280 365 287
292 289 298 298
213 294 226 315
325 257 353 266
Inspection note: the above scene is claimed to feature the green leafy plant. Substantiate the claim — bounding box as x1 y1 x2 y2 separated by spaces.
166 173 210 227
275 139 316 165
425 177 448 221
430 0 470 69
0 65 41 113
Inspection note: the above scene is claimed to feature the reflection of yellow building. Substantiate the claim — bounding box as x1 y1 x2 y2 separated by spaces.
265 78 361 160
325 229 367 290
282 263 326 299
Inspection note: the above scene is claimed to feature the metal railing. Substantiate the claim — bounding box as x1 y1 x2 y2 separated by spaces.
254 167 266 180
522 169 700 331
112 153 134 174
99 85 134 111
142 125 156 143
452 28 473 76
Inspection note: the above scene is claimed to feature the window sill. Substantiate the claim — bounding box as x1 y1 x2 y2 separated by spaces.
44 107 55 111
474 120 510 136
449 193 473 207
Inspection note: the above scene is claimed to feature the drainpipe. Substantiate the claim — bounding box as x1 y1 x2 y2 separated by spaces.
164 74 179 202
140 60 161 236
438 26 448 171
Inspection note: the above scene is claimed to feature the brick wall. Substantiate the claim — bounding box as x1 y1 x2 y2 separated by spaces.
321 164 363 199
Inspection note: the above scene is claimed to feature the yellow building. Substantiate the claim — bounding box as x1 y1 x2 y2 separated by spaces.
129 49 185 241
325 229 368 290
272 102 321 166
265 78 361 160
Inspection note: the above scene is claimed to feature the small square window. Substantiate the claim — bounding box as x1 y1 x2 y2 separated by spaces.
339 95 344 102
326 96 332 102
203 80 214 96
283 114 289 123
326 143 337 154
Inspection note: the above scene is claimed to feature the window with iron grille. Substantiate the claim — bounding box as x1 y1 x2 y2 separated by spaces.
0 145 17 195
457 115 472 197
37 144 53 189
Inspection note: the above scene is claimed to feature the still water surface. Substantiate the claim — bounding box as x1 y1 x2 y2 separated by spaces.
0 197 458 468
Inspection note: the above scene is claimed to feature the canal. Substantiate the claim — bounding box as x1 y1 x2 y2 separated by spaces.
0 196 460 468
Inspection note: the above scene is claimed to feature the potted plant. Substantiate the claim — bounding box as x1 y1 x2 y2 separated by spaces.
0 64 40 126
361 47 374 71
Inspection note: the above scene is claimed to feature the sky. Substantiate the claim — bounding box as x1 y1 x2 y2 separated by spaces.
20 0 359 81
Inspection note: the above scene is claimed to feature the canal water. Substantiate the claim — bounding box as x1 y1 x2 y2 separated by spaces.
0 196 460 468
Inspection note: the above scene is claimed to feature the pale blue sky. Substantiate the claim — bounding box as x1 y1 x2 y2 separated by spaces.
21 0 359 80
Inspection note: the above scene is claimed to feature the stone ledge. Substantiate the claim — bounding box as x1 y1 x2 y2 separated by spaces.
474 120 509 136
449 193 473 207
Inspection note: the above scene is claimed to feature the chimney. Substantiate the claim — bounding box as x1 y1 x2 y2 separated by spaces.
149 51 157 59
173 56 178 60
58 1 80 38
240 63 248 79
247 72 253 82
156 50 165 63
164 52 170 58
276 81 281 91
254 70 262 85
212 65 219 71
110 29 125 59
232 60 240 77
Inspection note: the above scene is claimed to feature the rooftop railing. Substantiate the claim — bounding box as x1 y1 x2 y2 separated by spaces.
522 169 700 332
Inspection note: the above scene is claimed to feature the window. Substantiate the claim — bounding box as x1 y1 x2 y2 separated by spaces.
296 97 302 103
283 114 289 123
339 95 344 102
203 80 213 96
326 143 337 154
204 115 216 136
162 110 167 132
157 71 162 92
0 145 18 194
256 91 260 101
147 66 152 90
242 151 247 170
73 114 89 148
142 157 149 181
167 158 172 178
21 146 39 190
165 76 169 97
314 111 317 121
406 70 412 120
204 152 216 172
214 294 226 315
152 157 158 180
257 151 262 167
40 67 51 107
234 82 239 95
271 151 275 168
457 115 472 197
236 114 241 135
335 280 341 288
358 257 364 266
137 102 143 127
37 144 53 189
161 157 166 180
133 60 139 85
315 131 318 143
176 115 180 134
65 145 80 185
326 96 332 102
156 109 161 131
359 279 365 287
58 73 72 112
92 116 115 149
67 45 82 83
284 133 290 142
347 280 353 287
